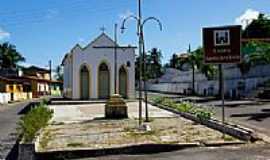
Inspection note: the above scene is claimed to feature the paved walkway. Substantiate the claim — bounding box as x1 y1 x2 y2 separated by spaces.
0 101 32 160
49 102 177 123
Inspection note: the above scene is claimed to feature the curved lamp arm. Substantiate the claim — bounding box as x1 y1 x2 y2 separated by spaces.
120 15 139 34
142 17 163 31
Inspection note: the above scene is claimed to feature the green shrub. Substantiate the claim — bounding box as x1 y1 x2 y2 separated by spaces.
176 102 193 113
193 107 213 120
151 96 166 104
18 104 53 142
42 98 50 105
151 96 214 121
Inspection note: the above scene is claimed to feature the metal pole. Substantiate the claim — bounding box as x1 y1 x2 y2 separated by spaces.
138 0 143 126
49 60 52 95
220 64 225 137
142 32 149 122
114 23 118 94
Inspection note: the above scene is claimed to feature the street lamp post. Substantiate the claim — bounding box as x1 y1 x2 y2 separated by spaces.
121 0 162 125
141 18 162 122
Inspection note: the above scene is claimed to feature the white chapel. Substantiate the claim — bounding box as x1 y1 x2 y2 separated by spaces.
62 33 136 100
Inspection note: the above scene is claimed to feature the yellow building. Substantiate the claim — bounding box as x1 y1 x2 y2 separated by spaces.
0 76 32 101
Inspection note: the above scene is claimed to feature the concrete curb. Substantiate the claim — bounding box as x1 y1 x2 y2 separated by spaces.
201 141 246 147
149 101 259 142
35 143 200 160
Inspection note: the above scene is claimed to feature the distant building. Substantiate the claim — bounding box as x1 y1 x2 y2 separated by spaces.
20 66 62 98
0 65 63 101
62 33 136 100
0 76 32 101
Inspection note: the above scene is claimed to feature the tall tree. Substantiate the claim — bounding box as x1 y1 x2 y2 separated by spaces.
238 40 270 77
148 48 163 79
169 53 180 69
54 65 63 81
0 42 25 69
135 48 164 81
178 47 217 94
243 13 270 38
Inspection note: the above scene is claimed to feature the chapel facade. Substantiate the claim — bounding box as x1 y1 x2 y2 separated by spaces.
62 33 136 100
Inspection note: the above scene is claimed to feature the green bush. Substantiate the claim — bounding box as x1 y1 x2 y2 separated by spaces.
18 103 53 142
151 96 166 104
150 96 214 121
176 102 193 113
193 107 214 120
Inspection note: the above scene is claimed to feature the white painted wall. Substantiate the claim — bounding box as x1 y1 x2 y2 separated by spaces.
0 93 11 104
147 65 270 98
63 33 135 99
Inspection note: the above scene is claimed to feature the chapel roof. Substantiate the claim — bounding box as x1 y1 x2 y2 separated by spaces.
62 33 136 65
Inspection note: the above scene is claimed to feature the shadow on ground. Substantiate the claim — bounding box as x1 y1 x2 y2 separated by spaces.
36 144 196 160
230 109 270 121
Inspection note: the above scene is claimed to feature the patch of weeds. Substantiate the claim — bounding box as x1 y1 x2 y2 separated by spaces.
123 127 134 132
17 103 53 142
67 142 84 147
128 130 157 138
39 130 52 149
223 135 235 141
151 96 166 104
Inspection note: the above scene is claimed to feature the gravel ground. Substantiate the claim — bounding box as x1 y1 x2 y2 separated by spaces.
37 117 238 152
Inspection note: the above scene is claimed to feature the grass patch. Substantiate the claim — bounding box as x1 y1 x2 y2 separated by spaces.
67 142 84 147
39 130 52 149
223 135 236 141
17 102 53 143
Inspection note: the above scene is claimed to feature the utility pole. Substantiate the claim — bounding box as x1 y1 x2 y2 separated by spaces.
49 60 52 95
189 44 195 95
114 23 118 94
138 0 143 125
142 33 149 122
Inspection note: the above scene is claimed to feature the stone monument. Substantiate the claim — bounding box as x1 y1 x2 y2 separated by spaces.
105 94 128 119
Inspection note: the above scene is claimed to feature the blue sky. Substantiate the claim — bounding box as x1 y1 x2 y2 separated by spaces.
0 0 269 69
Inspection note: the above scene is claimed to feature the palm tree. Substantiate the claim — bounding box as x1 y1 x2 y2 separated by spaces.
148 48 163 79
169 54 179 69
54 65 63 81
0 42 25 69
179 47 217 95
178 48 201 94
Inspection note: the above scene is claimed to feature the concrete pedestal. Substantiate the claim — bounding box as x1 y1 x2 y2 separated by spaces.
105 94 128 119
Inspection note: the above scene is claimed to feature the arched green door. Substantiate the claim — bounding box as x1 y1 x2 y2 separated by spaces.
119 66 128 98
98 63 110 99
80 66 89 100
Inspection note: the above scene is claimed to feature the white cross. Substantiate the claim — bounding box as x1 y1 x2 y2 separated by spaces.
100 26 106 33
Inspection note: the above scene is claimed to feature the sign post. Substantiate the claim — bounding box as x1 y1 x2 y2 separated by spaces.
203 25 241 135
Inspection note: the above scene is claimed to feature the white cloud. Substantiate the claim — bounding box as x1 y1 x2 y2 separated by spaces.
235 9 260 29
119 9 134 20
45 9 59 19
0 28 10 41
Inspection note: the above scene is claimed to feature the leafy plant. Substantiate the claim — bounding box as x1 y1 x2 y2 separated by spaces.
192 107 214 120
176 102 193 113
18 104 53 142
151 96 166 104
162 98 177 108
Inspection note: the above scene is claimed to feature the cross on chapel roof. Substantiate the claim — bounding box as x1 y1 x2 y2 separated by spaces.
100 26 106 33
